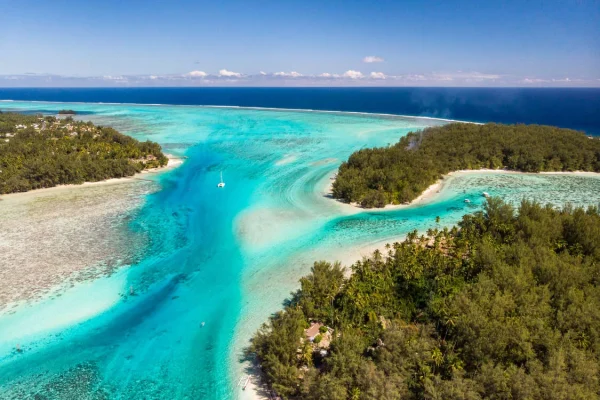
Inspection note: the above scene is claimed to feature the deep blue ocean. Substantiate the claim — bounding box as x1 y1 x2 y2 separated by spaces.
1 87 599 134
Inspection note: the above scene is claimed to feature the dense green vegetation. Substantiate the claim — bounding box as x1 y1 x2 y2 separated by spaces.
58 109 76 115
251 199 600 399
332 123 600 208
0 111 168 194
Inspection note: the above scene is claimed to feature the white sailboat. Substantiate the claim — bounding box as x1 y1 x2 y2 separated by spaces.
217 172 225 188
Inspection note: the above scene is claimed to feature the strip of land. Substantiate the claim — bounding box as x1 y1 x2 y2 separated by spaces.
0 111 169 194
250 199 600 399
327 168 600 212
332 123 600 208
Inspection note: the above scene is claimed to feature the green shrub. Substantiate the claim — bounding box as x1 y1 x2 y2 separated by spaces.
252 200 600 399
0 112 168 194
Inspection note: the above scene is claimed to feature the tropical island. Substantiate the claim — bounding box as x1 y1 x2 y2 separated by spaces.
58 109 77 115
0 111 168 194
332 123 600 208
251 199 600 399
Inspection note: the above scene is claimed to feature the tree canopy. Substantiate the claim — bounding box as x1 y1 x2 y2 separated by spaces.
251 199 600 399
0 112 168 194
332 123 600 208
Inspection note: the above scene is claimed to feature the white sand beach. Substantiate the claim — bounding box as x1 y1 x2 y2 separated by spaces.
326 168 600 213
0 155 183 199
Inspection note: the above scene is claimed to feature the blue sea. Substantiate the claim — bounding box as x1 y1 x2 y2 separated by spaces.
0 89 599 399
1 87 599 134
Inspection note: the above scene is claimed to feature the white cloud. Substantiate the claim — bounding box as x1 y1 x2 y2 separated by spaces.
186 70 207 77
432 72 500 81
219 69 242 77
520 78 549 84
403 74 427 81
343 70 364 79
102 75 127 81
274 71 303 77
363 56 384 63
470 73 500 80
318 73 341 78
6 69 599 88
370 72 386 79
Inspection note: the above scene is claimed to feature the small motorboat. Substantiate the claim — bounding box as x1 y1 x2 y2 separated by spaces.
464 199 471 203
217 172 225 188
482 192 490 198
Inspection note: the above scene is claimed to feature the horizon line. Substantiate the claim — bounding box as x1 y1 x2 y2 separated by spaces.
1 86 600 89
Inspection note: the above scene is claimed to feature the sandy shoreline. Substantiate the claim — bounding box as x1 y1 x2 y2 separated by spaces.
0 155 184 201
242 229 411 400
239 232 406 400
325 168 600 213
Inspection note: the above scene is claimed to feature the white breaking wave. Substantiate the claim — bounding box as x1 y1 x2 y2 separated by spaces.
0 99 479 124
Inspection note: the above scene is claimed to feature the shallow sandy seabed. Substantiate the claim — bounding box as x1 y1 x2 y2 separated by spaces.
0 180 154 310
0 158 182 310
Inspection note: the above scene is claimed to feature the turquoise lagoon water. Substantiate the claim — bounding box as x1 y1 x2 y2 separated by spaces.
0 102 599 399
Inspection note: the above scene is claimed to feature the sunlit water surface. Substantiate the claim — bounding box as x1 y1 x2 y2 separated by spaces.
0 102 598 399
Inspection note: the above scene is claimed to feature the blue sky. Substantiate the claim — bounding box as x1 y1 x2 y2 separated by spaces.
0 0 598 86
